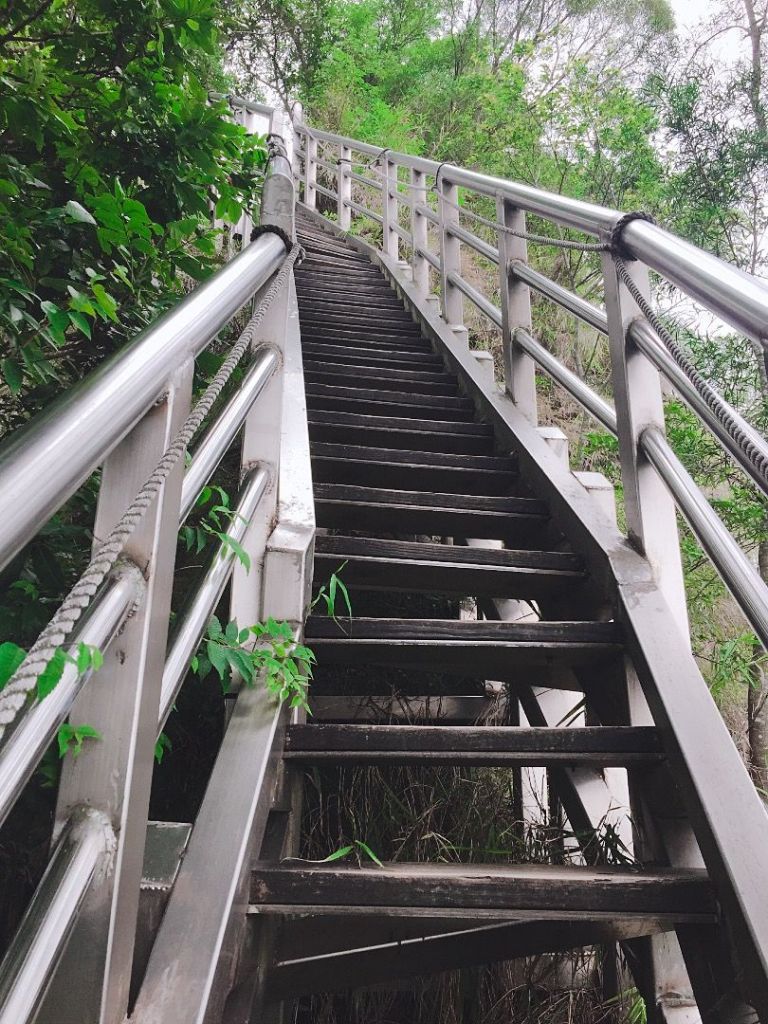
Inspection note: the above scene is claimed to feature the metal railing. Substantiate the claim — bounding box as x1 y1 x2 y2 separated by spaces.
0 116 309 1024
294 121 768 652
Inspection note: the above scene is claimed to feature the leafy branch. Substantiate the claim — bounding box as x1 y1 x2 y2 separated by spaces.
191 616 315 714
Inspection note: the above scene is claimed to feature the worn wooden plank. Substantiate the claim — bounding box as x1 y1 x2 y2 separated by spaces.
307 394 476 423
304 617 622 675
313 498 546 543
310 443 519 495
303 331 434 352
316 534 574 569
311 442 515 471
310 423 493 456
306 369 458 397
303 360 454 386
266 917 674 1000
302 342 442 365
299 311 421 331
305 382 475 413
308 409 489 436
313 536 582 598
250 862 715 920
284 724 664 767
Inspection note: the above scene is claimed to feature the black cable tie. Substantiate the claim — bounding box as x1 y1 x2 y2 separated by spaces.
432 162 450 191
376 147 391 163
250 224 292 251
610 211 656 261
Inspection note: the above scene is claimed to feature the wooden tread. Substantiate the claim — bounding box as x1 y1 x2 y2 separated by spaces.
314 535 583 597
310 444 520 494
284 724 663 766
304 617 623 675
306 382 474 411
250 861 715 922
308 413 494 455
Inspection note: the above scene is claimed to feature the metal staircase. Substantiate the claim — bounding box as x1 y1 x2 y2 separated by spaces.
0 99 767 1024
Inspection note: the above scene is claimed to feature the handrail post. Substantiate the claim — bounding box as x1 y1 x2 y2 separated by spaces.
381 155 398 260
338 143 351 230
601 251 689 638
498 198 537 422
410 167 429 299
38 362 194 1024
304 132 317 211
231 148 296 626
438 176 466 341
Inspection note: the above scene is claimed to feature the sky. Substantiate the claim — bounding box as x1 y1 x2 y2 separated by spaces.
670 0 745 62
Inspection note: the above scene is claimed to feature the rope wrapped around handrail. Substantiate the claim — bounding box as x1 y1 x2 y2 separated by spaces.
0 241 304 743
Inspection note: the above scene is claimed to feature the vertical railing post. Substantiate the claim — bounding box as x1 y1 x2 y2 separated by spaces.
231 147 296 628
338 143 351 231
497 198 537 422
381 155 398 260
304 132 317 211
601 251 689 637
437 175 466 343
39 364 194 1024
410 167 429 299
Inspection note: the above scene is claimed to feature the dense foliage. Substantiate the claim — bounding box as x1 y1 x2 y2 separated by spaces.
0 0 267 425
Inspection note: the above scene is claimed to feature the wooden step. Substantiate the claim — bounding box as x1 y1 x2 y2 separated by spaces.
305 370 458 397
305 364 451 388
305 383 474 415
303 351 444 374
309 422 493 456
299 315 422 336
311 445 519 494
313 483 550 544
304 617 623 675
301 327 429 349
285 724 662 766
297 286 401 306
299 292 405 311
250 861 715 922
307 393 476 423
314 535 582 597
302 342 442 366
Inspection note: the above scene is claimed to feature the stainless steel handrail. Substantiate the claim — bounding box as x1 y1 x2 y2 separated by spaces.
0 564 145 830
642 426 768 649
295 123 768 344
0 809 114 1024
180 349 279 523
159 467 270 730
0 232 286 572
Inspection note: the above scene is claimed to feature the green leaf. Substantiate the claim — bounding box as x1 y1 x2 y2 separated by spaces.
0 642 26 688
57 723 101 758
65 200 97 226
155 732 172 764
354 840 383 866
220 533 251 572
2 358 23 394
68 310 92 338
37 650 67 700
322 845 354 863
206 640 229 680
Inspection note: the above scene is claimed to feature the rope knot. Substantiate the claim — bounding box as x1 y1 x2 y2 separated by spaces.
610 211 656 261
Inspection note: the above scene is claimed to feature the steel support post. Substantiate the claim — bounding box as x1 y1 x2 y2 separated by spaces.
410 167 429 299
497 197 536 422
39 360 194 1024
338 144 351 230
381 157 399 261
304 134 317 211
438 178 466 339
601 252 689 638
